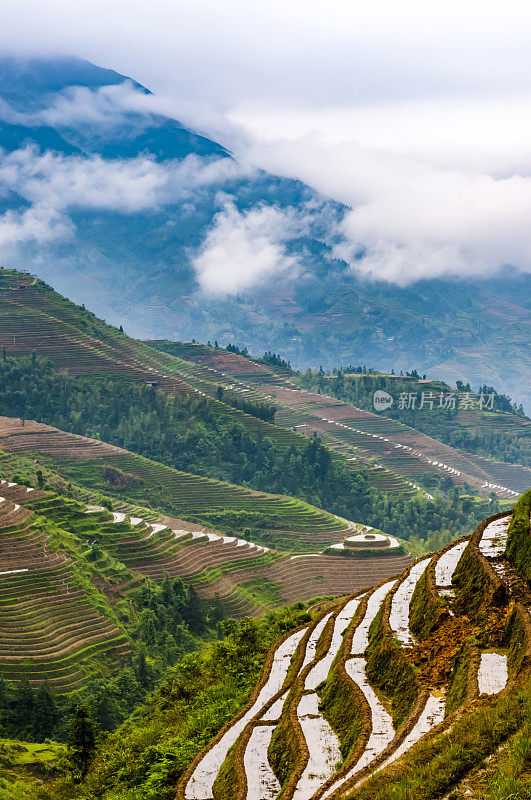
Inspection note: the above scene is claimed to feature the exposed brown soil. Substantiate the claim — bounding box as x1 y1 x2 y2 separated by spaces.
89 575 126 605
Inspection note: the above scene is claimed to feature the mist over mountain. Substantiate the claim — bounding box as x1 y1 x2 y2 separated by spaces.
0 55 529 409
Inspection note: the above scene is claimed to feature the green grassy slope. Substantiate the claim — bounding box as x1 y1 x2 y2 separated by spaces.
506 489 531 581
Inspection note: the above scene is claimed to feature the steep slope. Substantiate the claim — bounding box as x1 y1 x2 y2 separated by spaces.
0 269 195 391
149 339 530 499
2 266 528 515
0 57 530 409
0 55 227 159
0 480 132 689
2 266 524 504
0 417 410 621
293 368 531 468
175 496 531 800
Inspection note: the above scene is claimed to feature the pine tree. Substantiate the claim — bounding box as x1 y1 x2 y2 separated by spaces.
184 586 204 632
13 677 34 736
0 677 8 709
69 705 96 777
139 609 157 645
137 651 149 688
32 681 59 741
94 688 121 732
210 594 224 626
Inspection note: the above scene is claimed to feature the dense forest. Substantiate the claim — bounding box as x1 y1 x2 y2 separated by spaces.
298 368 530 466
215 385 276 422
0 354 500 547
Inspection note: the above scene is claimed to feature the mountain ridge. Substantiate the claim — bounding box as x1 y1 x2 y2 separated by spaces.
0 56 529 409
0 266 528 502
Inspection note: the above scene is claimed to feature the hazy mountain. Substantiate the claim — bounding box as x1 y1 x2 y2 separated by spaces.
0 55 529 409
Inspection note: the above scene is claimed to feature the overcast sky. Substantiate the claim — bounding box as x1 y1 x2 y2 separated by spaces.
3 0 531 284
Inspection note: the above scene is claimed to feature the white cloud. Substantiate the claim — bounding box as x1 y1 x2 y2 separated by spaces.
3 80 191 132
3 1 531 285
0 204 72 253
334 165 531 283
0 147 166 212
228 96 531 175
33 82 147 128
224 110 531 284
3 1 531 108
192 198 312 294
0 146 252 257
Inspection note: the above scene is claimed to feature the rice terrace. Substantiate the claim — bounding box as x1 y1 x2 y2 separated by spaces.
0 16 530 800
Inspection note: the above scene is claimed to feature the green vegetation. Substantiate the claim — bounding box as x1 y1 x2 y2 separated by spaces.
0 354 285 485
409 568 447 641
325 543 406 558
349 686 531 800
506 489 531 582
256 351 292 371
0 471 246 740
37 452 346 552
268 689 304 790
446 645 474 716
319 670 365 761
23 606 311 800
476 699 531 800
3 493 530 800
0 354 501 549
69 706 96 778
365 600 419 728
0 266 529 800
453 532 507 619
0 496 134 691
0 739 66 800
298 369 530 467
319 604 367 760
0 568 222 742
215 386 276 422
504 606 531 678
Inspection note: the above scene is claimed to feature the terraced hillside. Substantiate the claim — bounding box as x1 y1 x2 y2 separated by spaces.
0 269 195 393
176 494 531 800
1 268 526 503
0 417 410 619
0 270 333 487
263 386 527 498
0 270 418 505
153 340 530 500
0 480 132 690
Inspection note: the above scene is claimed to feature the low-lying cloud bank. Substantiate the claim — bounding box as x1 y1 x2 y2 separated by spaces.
192 198 325 294
2 78 531 291
231 107 531 285
3 2 531 291
0 144 252 258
